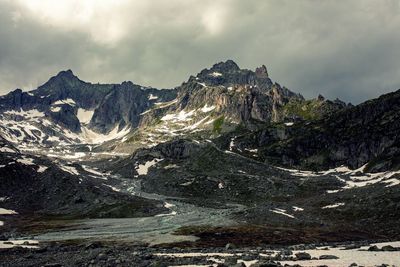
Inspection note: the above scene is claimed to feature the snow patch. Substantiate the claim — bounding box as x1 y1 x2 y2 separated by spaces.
82 165 107 180
154 98 178 108
210 71 222 77
53 98 76 106
103 184 120 192
384 178 400 187
50 106 61 112
0 147 15 153
16 157 35 165
245 148 258 153
280 241 400 267
293 206 304 212
218 182 224 189
270 208 295 219
342 170 400 190
148 94 158 100
4 109 45 118
229 137 236 151
0 240 39 249
161 110 195 122
37 166 48 173
60 165 79 175
201 104 215 113
276 167 320 177
77 109 94 124
0 208 18 215
322 203 345 209
81 125 131 144
136 158 163 175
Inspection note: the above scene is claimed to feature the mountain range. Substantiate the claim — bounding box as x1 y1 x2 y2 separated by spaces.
0 60 399 248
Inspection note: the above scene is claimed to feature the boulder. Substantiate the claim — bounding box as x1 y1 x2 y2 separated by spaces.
381 245 396 251
295 252 312 260
319 255 339 259
368 245 380 251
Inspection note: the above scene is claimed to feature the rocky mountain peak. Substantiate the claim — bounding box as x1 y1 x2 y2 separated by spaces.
190 60 275 90
317 94 325 101
209 59 240 73
53 69 79 82
195 60 241 79
41 69 83 91
255 65 269 78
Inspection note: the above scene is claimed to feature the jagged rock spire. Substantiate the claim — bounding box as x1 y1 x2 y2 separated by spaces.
255 65 269 78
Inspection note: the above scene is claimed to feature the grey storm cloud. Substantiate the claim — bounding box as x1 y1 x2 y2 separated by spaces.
0 0 400 104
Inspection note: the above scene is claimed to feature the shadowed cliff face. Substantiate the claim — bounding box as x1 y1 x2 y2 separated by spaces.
89 82 176 133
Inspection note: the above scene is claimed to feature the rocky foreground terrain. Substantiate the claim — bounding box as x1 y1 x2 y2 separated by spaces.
0 60 399 266
1 240 400 267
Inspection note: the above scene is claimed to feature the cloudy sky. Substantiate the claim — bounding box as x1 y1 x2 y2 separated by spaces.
0 0 400 103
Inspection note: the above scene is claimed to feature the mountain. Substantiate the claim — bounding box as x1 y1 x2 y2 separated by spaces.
139 60 306 129
122 60 349 155
0 70 176 147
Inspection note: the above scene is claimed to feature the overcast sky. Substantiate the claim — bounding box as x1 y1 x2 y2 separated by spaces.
0 0 400 103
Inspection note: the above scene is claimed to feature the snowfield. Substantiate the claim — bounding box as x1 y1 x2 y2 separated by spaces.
277 165 400 193
0 107 131 149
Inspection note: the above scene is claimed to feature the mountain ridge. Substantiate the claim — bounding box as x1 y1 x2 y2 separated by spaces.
1 60 400 254
0 60 389 169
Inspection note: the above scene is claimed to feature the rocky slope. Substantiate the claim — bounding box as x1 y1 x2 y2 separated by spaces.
0 135 166 233
224 89 400 172
109 137 400 240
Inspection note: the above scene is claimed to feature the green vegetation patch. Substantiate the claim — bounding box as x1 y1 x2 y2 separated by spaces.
213 116 225 134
